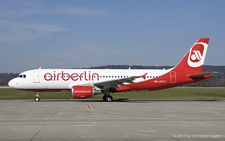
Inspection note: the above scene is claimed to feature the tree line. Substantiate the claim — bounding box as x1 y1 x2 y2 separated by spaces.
0 73 18 85
1 65 225 87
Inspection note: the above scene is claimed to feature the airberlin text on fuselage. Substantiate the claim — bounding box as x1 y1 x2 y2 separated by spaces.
44 71 99 81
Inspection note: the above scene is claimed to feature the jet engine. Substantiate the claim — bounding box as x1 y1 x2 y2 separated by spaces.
72 86 101 99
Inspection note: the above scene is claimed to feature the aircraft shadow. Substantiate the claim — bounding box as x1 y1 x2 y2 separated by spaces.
24 99 221 103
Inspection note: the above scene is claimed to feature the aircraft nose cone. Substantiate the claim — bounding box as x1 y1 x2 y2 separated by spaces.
8 79 16 88
8 80 13 87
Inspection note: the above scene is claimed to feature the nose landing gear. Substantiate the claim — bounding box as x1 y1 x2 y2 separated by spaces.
35 91 40 102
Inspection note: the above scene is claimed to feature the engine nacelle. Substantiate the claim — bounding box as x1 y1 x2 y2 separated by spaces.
72 86 101 99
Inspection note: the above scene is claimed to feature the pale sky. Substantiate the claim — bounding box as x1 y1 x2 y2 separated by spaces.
1 0 225 73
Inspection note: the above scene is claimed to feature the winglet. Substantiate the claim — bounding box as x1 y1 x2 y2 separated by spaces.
141 73 148 80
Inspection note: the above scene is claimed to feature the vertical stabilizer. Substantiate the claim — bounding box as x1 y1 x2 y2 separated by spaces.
174 38 209 71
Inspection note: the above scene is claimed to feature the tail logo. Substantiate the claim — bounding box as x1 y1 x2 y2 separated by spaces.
191 50 202 62
188 42 208 68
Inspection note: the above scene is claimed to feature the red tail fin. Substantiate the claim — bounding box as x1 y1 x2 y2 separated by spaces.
174 38 210 71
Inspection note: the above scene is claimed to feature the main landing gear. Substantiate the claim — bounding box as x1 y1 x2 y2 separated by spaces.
35 91 40 102
103 95 113 102
102 89 113 102
34 90 113 102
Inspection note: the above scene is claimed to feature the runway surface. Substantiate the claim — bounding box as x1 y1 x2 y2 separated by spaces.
0 100 224 141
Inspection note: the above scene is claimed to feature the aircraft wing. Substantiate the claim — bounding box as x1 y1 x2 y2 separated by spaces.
68 73 147 90
93 75 141 90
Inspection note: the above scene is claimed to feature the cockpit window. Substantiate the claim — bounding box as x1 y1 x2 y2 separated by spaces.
19 74 26 78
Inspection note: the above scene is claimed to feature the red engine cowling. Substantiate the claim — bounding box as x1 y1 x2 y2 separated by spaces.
72 86 94 99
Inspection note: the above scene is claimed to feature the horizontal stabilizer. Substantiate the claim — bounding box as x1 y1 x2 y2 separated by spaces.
188 73 213 78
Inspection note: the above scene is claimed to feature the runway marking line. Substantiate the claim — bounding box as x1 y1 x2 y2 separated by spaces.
88 104 95 109
65 104 95 109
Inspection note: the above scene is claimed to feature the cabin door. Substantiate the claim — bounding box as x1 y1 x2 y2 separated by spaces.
170 71 176 83
33 71 40 83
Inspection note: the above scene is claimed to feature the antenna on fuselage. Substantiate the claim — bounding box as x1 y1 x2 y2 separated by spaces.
39 66 41 69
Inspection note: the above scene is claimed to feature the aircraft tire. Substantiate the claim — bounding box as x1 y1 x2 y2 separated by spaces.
103 96 113 102
35 97 40 102
103 96 106 101
105 96 113 102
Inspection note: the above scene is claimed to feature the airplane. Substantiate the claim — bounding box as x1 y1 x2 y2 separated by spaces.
8 38 213 102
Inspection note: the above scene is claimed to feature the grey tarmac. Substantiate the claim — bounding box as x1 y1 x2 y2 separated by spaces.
0 100 224 141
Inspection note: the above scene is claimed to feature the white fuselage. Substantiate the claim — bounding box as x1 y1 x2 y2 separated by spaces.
8 38 213 101
9 68 171 91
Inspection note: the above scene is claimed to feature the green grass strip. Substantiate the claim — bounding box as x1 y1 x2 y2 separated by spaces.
0 87 224 100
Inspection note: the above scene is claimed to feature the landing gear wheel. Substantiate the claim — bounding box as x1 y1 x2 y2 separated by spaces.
103 95 106 101
35 97 40 102
102 89 113 102
103 96 113 102
106 96 113 102
35 91 40 102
